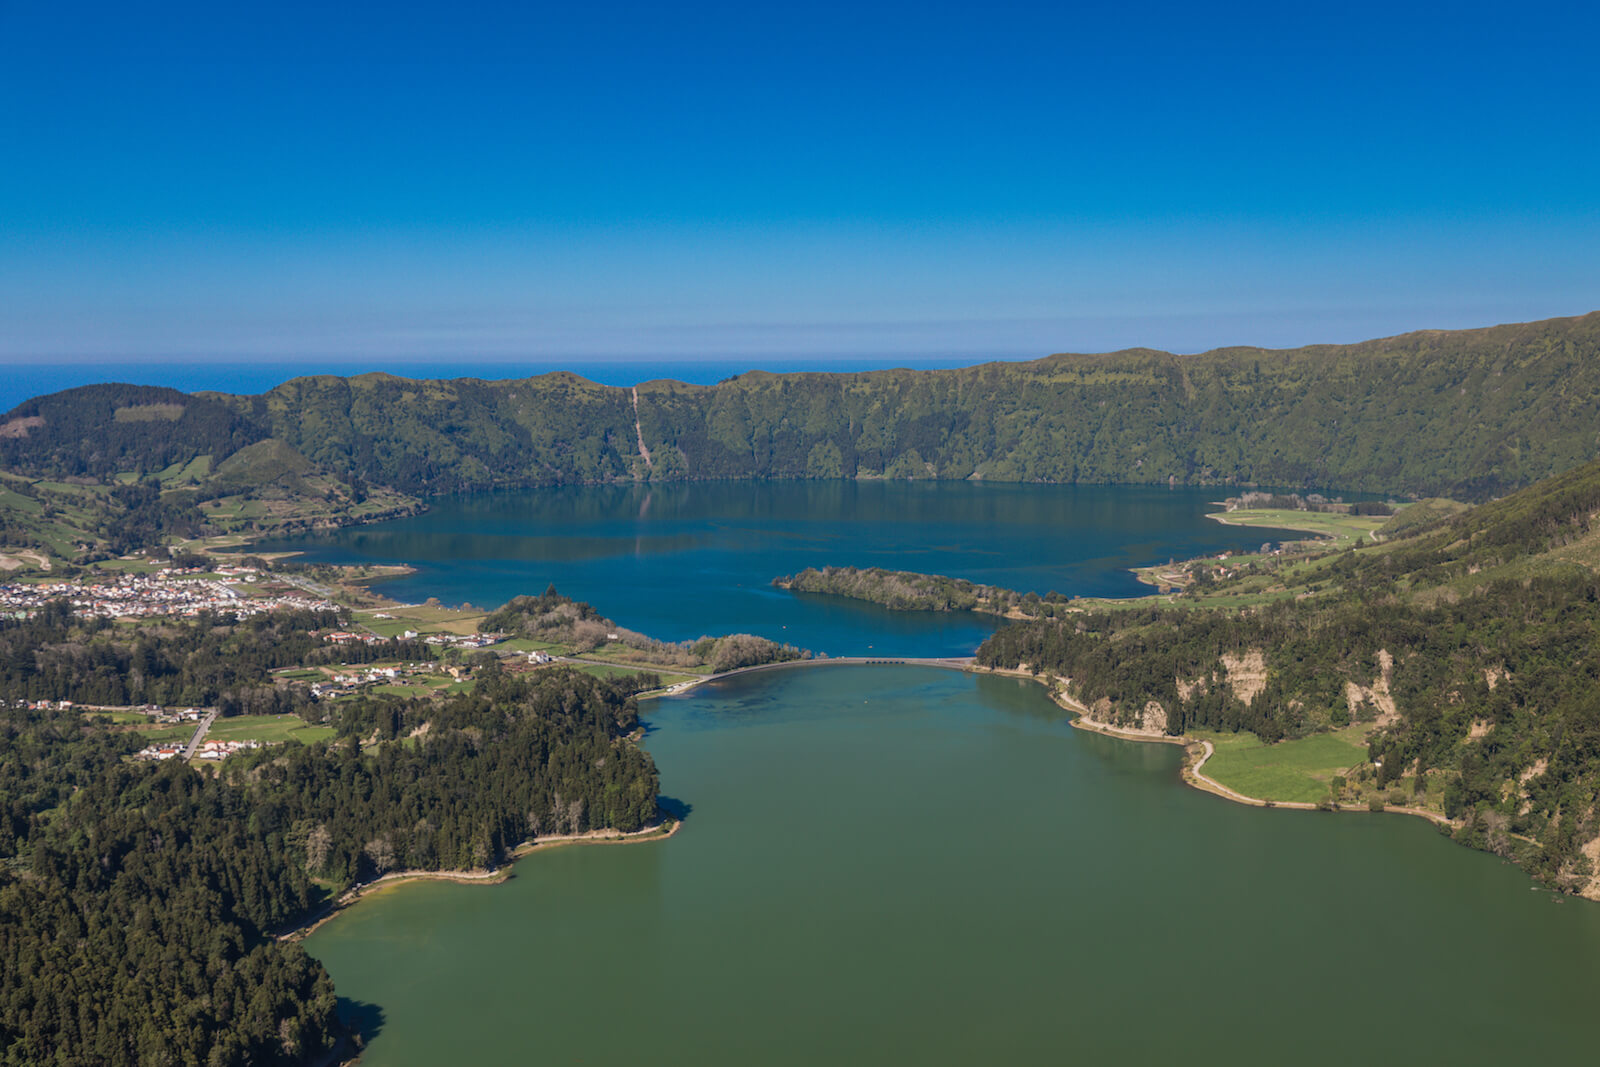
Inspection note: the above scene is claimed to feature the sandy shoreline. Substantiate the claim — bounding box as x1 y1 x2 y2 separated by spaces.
280 819 681 943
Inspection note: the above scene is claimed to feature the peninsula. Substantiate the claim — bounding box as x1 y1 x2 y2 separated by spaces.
7 312 1600 1063
2 312 1600 577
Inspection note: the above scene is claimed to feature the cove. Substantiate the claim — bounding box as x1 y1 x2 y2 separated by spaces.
307 666 1600 1066
253 481 1308 657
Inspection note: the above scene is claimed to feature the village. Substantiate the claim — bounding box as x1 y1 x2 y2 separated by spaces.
0 564 338 620
8 568 631 769
137 737 262 762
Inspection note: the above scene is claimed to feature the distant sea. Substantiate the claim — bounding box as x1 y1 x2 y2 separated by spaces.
0 356 989 413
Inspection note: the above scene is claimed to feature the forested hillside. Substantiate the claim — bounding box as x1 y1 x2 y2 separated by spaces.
481 586 808 671
3 312 1599 508
776 565 1074 616
977 457 1600 896
0 606 662 1065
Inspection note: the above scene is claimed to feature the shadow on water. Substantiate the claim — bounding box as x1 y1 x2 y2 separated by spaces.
336 997 386 1049
656 795 693 821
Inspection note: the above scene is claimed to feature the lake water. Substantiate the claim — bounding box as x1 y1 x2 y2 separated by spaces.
292 482 1600 1064
308 666 1600 1065
255 481 1302 657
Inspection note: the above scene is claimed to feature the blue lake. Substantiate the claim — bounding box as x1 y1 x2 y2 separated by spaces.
255 481 1302 656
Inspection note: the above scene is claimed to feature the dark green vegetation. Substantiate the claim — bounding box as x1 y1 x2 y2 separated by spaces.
0 605 660 1065
776 565 1073 617
482 585 808 672
1375 496 1470 538
308 666 1600 1066
0 602 425 712
4 313 1600 566
0 384 419 564
978 455 1600 894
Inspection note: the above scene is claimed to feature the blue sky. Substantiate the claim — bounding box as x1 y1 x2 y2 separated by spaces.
2 0 1597 367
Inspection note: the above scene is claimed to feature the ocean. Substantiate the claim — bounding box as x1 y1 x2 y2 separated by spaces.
0 355 989 412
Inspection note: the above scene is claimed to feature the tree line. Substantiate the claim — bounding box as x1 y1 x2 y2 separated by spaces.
0 609 663 1065
7 312 1600 504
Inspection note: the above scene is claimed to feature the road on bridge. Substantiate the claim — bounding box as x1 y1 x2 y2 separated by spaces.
545 653 977 696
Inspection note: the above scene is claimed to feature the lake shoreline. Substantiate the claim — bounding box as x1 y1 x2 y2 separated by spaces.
282 820 682 944
975 665 1456 829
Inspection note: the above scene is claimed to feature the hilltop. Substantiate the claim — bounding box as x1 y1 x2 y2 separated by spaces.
2 310 1599 567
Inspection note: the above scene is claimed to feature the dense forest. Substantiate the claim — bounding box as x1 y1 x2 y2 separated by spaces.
0 606 662 1065
0 603 430 712
6 310 1600 1057
4 312 1600 509
777 565 1075 617
977 457 1600 894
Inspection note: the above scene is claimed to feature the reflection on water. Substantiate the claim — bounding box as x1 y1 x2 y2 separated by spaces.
309 666 1600 1067
254 481 1308 657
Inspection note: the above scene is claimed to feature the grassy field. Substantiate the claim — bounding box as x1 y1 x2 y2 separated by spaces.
570 663 662 681
206 714 336 745
1205 508 1391 547
89 558 165 574
86 709 154 725
648 672 705 688
1191 725 1370 804
125 723 196 746
358 604 487 636
497 637 566 653
372 680 455 698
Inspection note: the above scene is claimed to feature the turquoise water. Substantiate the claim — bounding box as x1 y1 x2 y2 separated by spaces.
255 481 1302 656
309 667 1600 1065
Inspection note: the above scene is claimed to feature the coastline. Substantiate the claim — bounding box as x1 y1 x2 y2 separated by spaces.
281 819 681 943
976 665 1454 829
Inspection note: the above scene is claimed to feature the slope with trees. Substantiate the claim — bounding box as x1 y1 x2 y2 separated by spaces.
976 456 1600 896
0 600 662 1065
4 315 1600 536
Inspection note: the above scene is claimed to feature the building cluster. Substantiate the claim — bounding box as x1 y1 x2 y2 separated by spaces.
154 707 209 724
422 632 502 649
324 629 500 650
135 738 262 761
0 569 335 620
308 662 467 700
323 630 386 646
311 664 402 699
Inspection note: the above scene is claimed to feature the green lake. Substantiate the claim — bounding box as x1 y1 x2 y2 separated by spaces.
308 666 1600 1065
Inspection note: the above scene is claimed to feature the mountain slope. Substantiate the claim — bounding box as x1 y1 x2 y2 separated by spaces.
977 457 1600 895
3 311 1597 501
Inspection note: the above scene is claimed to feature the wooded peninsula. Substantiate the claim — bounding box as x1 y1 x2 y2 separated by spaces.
4 311 1600 1064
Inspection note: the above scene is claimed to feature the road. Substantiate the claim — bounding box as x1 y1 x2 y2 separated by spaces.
550 653 976 693
275 573 339 598
182 709 219 759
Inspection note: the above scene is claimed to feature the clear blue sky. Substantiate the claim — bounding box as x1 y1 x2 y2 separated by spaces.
2 0 1597 366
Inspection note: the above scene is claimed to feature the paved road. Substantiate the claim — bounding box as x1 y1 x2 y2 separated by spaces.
182 709 219 760
551 653 977 694
713 655 975 680
552 654 711 677
276 573 339 598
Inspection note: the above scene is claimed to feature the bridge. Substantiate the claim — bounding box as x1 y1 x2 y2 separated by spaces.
710 655 976 681
543 653 978 697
